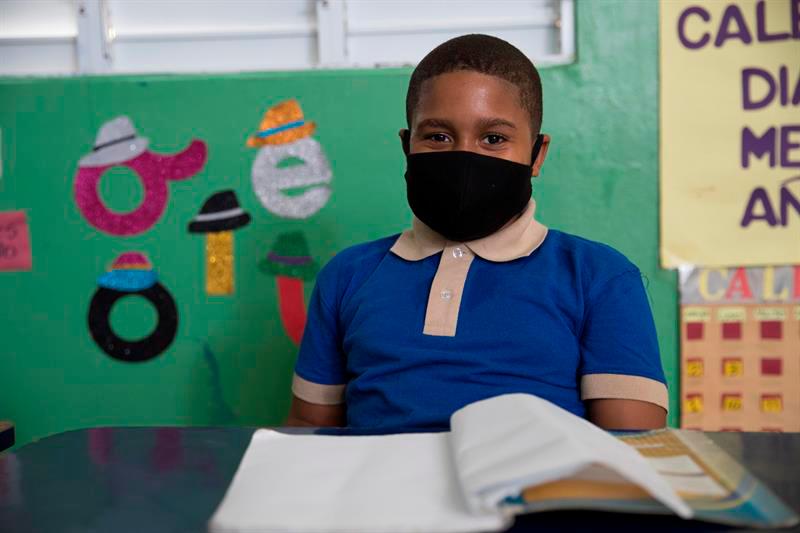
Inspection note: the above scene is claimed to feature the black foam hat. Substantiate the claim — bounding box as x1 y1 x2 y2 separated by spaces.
188 189 251 233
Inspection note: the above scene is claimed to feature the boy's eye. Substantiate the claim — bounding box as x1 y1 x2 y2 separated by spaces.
427 133 451 143
484 134 507 145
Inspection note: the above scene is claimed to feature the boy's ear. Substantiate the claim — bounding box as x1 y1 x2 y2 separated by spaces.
399 129 410 155
531 134 551 177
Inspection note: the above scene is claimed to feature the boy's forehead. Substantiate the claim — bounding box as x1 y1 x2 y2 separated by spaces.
413 71 527 127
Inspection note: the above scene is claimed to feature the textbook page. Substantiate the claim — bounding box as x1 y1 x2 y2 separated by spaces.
208 429 509 533
449 394 692 519
508 429 798 529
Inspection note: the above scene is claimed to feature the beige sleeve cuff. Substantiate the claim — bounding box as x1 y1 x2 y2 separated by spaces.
581 373 669 411
292 373 345 405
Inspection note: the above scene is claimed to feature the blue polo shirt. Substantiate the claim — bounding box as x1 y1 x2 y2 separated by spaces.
292 200 667 429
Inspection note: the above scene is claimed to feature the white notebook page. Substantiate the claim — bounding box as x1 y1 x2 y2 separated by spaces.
208 429 509 533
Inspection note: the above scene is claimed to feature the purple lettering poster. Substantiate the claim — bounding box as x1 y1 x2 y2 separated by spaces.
660 0 800 267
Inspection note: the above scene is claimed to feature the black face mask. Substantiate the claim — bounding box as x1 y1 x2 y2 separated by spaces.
403 134 544 242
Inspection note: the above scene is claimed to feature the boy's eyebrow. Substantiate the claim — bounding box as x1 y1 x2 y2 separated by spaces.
415 117 518 131
476 117 517 130
415 118 454 130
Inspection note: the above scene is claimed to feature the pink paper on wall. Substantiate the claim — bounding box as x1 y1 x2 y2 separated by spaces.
0 211 32 271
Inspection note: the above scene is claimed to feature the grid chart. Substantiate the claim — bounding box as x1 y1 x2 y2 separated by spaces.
679 267 800 432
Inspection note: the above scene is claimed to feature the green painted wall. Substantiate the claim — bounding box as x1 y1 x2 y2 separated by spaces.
0 1 677 448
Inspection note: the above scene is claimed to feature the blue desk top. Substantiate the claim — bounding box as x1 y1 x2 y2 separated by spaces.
0 427 797 532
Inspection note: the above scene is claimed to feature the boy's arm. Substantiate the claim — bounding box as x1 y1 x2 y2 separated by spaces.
286 395 345 427
285 257 348 427
580 270 670 431
586 399 666 430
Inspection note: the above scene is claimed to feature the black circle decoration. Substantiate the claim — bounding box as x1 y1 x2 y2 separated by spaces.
88 284 178 363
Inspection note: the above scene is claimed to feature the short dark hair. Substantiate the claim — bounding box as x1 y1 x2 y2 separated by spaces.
406 34 543 135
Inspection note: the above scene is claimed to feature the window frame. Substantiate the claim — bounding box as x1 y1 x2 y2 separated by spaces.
0 0 576 76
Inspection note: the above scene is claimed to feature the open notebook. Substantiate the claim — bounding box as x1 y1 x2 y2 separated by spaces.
209 394 798 532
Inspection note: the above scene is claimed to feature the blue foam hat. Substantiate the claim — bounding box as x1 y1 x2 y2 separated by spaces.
97 252 158 292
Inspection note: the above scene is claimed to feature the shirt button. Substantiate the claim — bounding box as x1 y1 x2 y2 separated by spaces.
452 247 465 259
440 289 453 300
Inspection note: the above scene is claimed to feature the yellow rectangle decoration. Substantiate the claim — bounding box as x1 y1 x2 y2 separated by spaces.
686 359 704 378
206 231 234 295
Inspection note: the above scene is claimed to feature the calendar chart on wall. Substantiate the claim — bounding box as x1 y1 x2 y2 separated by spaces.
680 266 800 432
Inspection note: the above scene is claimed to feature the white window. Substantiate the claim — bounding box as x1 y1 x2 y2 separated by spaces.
0 0 575 76
0 0 79 75
339 0 574 68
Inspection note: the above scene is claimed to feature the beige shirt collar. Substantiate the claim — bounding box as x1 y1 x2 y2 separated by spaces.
390 199 548 262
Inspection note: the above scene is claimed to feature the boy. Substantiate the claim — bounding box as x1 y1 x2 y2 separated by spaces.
287 34 667 430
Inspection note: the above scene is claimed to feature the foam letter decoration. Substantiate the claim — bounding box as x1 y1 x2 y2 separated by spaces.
74 116 206 236
88 252 178 363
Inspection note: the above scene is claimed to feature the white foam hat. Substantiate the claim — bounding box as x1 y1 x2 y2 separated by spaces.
79 116 149 168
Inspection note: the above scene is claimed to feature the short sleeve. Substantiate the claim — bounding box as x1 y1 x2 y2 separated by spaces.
579 270 669 411
292 279 346 405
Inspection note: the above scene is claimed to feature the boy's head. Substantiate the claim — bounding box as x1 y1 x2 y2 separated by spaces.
402 34 547 173
406 34 543 135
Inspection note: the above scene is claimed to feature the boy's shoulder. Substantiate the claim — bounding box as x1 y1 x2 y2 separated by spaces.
315 234 399 293
543 229 640 283
546 228 634 262
325 234 399 272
